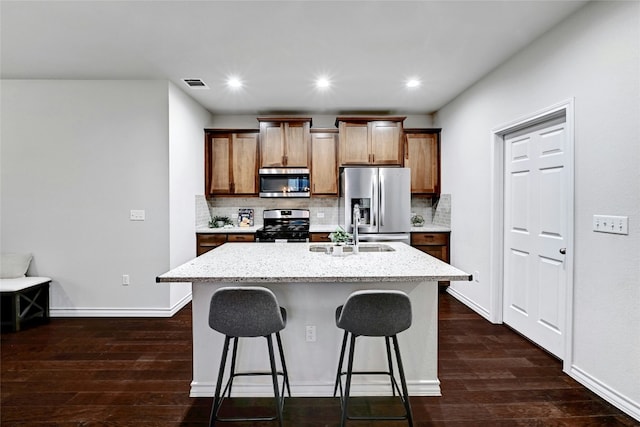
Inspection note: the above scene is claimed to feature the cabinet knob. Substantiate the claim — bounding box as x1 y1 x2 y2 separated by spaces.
559 248 566 255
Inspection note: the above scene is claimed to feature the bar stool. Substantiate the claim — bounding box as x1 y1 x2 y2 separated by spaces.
208 286 291 427
333 290 414 427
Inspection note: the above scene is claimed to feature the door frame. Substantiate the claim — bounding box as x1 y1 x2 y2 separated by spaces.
489 98 575 370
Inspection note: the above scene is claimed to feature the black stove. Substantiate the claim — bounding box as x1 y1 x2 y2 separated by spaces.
256 209 310 242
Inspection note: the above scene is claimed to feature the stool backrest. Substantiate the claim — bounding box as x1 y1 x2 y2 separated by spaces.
209 286 285 337
337 290 412 337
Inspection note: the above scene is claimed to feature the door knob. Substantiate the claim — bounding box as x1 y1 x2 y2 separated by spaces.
559 248 566 255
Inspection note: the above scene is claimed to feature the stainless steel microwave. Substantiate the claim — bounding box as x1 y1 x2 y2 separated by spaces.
259 168 310 198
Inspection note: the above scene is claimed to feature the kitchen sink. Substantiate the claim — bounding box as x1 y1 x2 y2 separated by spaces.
309 243 395 253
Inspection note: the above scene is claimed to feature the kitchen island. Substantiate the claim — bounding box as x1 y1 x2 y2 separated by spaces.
157 242 470 397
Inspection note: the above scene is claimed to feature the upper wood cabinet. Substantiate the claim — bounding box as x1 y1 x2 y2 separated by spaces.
258 117 311 168
336 116 405 166
310 129 338 196
404 128 441 195
205 130 259 196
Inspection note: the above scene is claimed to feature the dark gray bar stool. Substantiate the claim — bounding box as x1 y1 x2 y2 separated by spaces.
333 290 414 427
208 286 291 427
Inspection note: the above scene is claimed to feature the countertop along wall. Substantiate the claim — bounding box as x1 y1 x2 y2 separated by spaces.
434 1 639 420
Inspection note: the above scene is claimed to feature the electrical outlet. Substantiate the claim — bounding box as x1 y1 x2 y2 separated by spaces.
305 325 316 342
317 212 325 218
130 210 145 221
473 271 480 283
593 215 628 235
122 274 130 286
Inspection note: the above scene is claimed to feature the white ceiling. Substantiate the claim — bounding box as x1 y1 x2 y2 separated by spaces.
1 0 588 115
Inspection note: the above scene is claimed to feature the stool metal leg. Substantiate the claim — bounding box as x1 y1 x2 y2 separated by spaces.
385 336 396 397
333 330 349 397
227 337 239 397
275 331 291 397
392 335 414 427
210 335 231 427
340 333 357 427
266 334 284 427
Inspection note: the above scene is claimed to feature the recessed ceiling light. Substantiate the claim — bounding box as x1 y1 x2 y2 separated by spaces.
316 77 330 89
227 77 243 89
406 79 421 88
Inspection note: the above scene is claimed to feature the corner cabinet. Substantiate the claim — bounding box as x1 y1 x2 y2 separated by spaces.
310 129 338 196
205 130 259 196
404 128 441 195
411 231 450 288
336 116 405 166
258 117 311 168
196 233 255 256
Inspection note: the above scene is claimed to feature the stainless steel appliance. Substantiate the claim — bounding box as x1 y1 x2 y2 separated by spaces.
259 168 310 198
339 167 411 243
256 209 310 242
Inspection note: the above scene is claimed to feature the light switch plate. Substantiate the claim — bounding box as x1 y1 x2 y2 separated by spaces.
130 209 145 221
593 215 628 235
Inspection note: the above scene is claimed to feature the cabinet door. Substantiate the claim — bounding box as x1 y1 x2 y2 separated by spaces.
208 135 232 194
339 122 369 165
284 122 309 167
406 132 439 194
196 234 227 256
311 133 338 195
232 133 258 194
370 121 402 165
260 122 285 167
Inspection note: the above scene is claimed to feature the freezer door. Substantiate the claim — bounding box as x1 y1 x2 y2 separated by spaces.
378 168 411 233
343 168 378 234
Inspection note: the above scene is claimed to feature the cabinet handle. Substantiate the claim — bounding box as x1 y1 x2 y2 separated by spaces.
283 155 287 165
371 153 375 163
404 140 408 159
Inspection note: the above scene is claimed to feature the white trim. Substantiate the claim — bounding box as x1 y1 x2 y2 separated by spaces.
489 99 575 372
446 286 492 322
50 292 192 317
190 380 441 398
570 364 640 421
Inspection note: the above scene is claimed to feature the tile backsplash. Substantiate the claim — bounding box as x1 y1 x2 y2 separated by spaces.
196 195 450 229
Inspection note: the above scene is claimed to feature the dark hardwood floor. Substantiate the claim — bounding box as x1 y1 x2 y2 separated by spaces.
1 293 637 426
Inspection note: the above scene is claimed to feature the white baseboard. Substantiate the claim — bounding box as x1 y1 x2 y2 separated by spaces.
190 380 441 398
446 287 492 321
569 364 640 422
50 293 192 317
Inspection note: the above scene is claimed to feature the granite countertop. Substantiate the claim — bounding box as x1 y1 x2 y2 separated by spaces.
310 224 451 233
157 242 470 284
196 225 261 234
198 225 450 234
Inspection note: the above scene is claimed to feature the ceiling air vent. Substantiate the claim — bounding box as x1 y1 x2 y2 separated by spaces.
182 78 209 89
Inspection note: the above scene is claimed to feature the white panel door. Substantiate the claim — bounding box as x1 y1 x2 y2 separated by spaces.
503 115 567 359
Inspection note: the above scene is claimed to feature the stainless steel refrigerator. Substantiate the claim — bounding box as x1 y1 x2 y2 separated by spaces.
339 167 411 243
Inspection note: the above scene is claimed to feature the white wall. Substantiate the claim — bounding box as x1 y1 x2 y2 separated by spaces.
1 80 178 315
435 1 639 419
206 114 433 129
168 82 212 307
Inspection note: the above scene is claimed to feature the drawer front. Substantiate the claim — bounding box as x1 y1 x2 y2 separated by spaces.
197 234 227 245
411 232 449 246
227 233 255 242
310 232 331 242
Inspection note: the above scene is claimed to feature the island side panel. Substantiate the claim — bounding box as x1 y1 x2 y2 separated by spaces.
190 280 440 397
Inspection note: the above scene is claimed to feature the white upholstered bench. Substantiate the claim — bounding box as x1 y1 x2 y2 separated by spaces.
1 277 51 332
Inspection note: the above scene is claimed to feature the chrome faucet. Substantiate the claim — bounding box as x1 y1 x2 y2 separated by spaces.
352 204 360 253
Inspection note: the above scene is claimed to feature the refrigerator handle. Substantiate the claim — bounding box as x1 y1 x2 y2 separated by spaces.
371 176 377 226
379 173 385 226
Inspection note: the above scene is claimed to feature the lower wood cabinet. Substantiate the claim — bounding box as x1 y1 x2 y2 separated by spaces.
196 233 255 256
411 231 450 288
309 232 332 242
